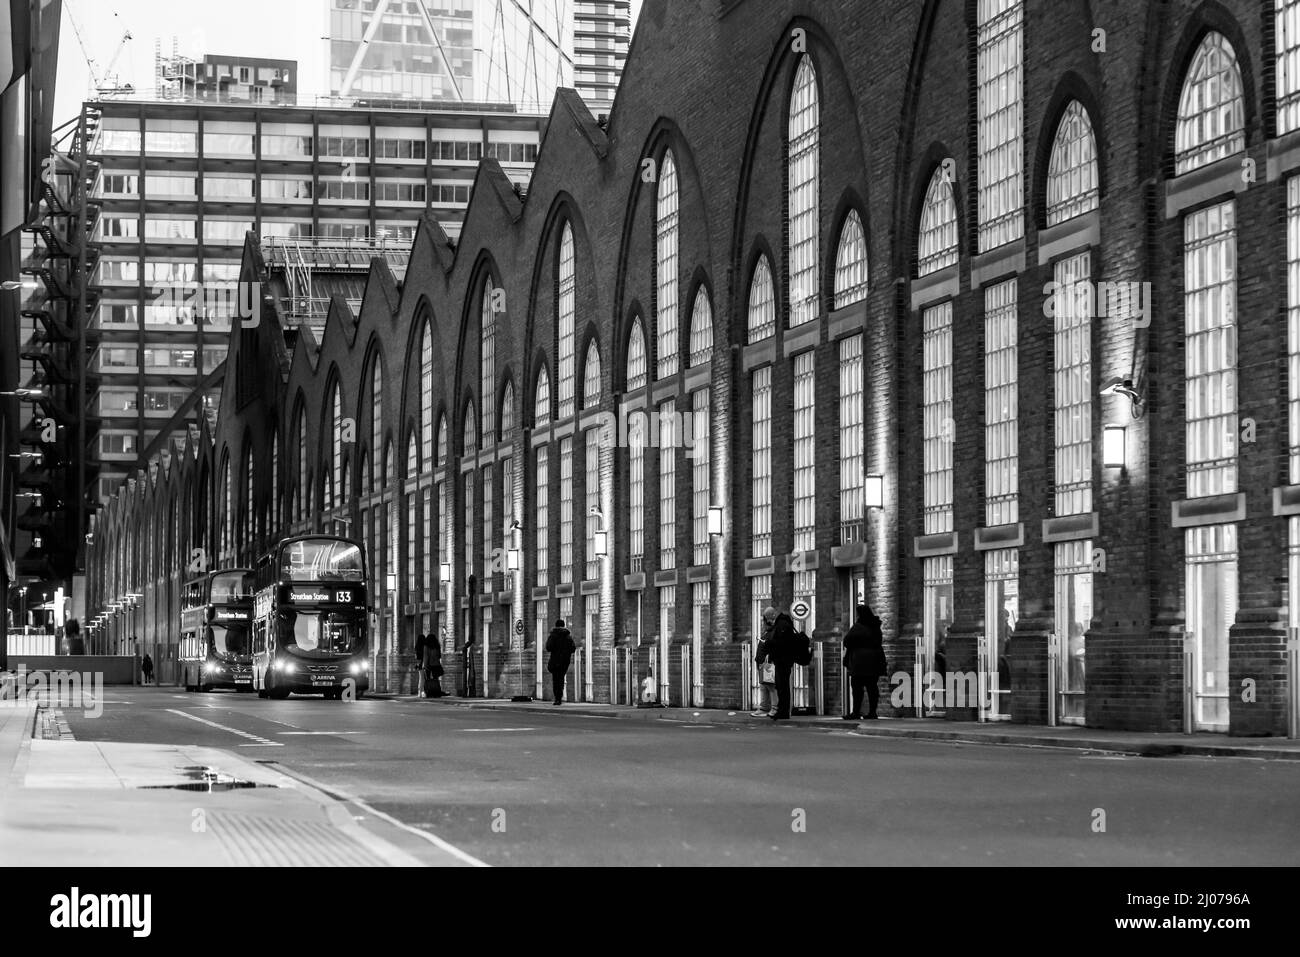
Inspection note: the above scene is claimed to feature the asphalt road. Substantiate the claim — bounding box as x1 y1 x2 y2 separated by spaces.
62 687 1300 866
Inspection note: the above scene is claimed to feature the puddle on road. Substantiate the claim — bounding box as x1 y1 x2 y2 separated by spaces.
138 765 277 792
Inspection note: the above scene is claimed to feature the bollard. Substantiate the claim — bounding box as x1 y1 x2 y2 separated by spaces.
1288 628 1299 740
1183 632 1196 735
1046 632 1059 728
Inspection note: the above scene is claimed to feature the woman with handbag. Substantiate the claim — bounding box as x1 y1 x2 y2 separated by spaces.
842 604 886 719
751 628 779 717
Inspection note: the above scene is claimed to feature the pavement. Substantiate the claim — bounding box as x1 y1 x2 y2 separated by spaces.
0 689 480 867
415 694 1300 760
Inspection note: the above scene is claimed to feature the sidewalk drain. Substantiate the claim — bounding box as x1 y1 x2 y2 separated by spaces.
138 766 278 792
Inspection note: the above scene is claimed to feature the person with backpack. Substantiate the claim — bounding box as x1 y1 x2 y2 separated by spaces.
545 618 576 705
761 605 802 721
141 652 154 686
842 604 887 719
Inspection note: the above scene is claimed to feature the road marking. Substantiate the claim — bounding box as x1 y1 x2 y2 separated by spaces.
277 731 365 736
458 728 535 732
166 709 283 746
268 764 489 868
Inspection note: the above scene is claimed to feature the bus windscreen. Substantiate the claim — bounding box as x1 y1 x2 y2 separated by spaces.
280 539 364 582
208 621 250 657
282 609 364 657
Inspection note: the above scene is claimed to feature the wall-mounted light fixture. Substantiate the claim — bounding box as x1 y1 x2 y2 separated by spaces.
707 506 724 537
589 506 608 557
439 562 451 584
1099 376 1144 419
1103 425 1127 469
864 474 885 510
507 519 522 570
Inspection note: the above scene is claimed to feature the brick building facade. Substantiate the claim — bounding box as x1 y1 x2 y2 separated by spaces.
85 0 1300 735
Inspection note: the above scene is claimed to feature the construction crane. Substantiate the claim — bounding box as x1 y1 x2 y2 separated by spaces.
63 0 135 98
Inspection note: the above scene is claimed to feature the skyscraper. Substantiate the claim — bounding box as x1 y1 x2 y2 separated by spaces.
328 0 629 115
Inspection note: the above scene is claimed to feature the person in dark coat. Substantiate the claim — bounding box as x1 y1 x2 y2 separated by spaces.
761 606 798 721
423 636 444 698
545 618 576 705
842 604 886 719
141 653 154 685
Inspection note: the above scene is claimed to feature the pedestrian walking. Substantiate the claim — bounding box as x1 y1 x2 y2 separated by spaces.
423 636 445 698
842 604 886 719
545 618 575 705
141 652 154 686
761 606 798 721
751 627 778 717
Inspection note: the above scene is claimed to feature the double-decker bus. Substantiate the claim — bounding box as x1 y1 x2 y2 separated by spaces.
251 535 370 699
179 569 255 692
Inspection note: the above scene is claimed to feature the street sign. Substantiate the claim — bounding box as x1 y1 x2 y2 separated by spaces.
791 600 810 621
514 618 524 636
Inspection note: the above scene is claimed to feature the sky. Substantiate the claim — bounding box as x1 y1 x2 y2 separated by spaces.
53 0 645 134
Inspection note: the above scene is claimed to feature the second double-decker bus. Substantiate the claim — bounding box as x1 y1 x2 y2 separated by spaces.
179 569 255 692
251 535 370 699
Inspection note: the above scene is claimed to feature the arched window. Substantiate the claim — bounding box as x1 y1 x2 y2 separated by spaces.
481 278 497 446
1279 0 1300 135
656 149 680 377
747 256 775 343
370 355 384 493
406 430 417 481
1175 32 1245 175
1046 101 1100 226
557 223 576 418
788 55 820 325
917 165 959 277
688 287 713 368
331 381 344 509
833 209 869 308
436 412 448 469
220 453 231 557
463 402 477 457
269 431 279 536
583 340 601 409
243 444 254 555
501 381 516 435
535 366 552 427
420 318 433 471
295 404 307 523
627 320 648 391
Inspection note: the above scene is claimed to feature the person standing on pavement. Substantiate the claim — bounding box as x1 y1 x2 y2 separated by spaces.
423 636 445 698
141 652 154 685
752 624 778 717
842 604 886 719
545 618 576 705
761 606 798 721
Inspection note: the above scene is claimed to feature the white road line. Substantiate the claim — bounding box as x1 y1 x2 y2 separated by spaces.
459 728 535 732
165 708 283 746
277 731 365 736
271 764 489 868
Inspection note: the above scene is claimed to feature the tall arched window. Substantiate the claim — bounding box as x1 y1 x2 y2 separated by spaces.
463 402 477 457
833 209 868 308
420 318 433 471
481 278 497 446
976 0 1024 251
1175 32 1245 175
370 355 384 493
295 404 307 524
688 287 713 368
436 413 448 469
917 165 959 276
747 255 775 343
557 223 577 419
269 431 279 537
500 381 515 435
1278 0 1300 135
583 341 601 409
788 55 820 325
656 149 680 377
627 320 648 391
331 381 344 510
535 366 552 427
220 453 231 558
1046 101 1099 226
243 444 254 556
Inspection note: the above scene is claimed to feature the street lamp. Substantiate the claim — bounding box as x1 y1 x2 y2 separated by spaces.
0 388 44 398
1 279 38 292
507 519 522 571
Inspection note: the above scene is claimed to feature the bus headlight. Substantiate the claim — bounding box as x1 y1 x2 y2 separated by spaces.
273 659 295 673
203 663 215 673
349 663 359 675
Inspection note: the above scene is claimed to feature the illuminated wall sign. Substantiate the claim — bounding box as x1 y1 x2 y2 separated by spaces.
213 611 251 621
